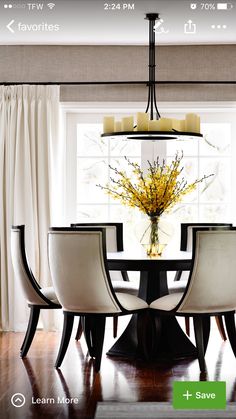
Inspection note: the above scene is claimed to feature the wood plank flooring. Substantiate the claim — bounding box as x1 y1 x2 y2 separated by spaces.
0 317 236 419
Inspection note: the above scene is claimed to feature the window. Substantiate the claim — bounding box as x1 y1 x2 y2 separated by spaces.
62 103 236 246
76 123 141 222
165 119 232 222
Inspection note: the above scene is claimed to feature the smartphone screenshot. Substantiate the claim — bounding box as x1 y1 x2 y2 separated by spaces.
0 0 236 418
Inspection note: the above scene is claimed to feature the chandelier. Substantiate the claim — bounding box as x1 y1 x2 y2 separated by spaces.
101 13 203 141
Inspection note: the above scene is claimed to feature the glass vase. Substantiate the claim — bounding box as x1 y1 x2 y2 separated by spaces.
147 216 162 257
140 216 170 257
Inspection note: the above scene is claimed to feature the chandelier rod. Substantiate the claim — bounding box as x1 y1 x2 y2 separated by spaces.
145 13 161 120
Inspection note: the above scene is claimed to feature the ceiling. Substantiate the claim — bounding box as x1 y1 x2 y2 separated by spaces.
0 0 236 45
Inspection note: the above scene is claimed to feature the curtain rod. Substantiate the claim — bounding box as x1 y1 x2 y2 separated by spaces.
1 81 236 86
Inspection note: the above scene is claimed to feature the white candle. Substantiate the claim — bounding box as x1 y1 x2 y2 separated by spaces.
196 116 201 133
172 119 181 131
159 118 172 131
148 120 162 131
179 120 186 131
122 116 134 131
115 121 122 132
103 116 115 133
137 112 149 131
185 113 199 133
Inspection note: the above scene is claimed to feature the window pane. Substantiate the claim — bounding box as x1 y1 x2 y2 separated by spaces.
110 138 141 157
172 204 198 222
200 123 231 157
166 137 198 157
77 124 108 157
109 205 141 248
77 158 109 204
199 158 231 203
199 204 231 221
76 205 109 221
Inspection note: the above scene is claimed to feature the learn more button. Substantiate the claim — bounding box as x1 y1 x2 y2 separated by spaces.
173 381 226 410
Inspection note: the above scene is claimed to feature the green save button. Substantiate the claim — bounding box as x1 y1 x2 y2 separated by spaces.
173 381 226 410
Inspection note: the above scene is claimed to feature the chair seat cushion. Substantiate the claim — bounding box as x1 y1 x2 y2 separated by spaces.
150 292 184 311
41 286 60 305
168 280 187 294
116 292 148 311
112 281 138 296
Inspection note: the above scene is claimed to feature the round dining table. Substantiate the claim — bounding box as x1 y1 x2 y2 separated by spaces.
106 247 197 361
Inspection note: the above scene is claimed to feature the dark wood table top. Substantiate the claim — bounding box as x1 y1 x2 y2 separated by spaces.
107 248 192 271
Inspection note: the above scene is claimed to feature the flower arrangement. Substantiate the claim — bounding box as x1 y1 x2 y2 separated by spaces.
98 152 212 256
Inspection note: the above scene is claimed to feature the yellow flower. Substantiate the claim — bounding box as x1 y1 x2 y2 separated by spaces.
97 153 213 217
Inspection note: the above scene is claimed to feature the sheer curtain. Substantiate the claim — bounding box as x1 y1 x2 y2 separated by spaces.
0 85 63 331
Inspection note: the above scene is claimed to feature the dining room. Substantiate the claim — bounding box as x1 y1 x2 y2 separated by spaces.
1 0 236 418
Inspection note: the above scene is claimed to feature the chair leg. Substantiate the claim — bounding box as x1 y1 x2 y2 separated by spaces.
193 316 206 372
185 316 190 336
90 316 106 372
55 313 74 369
224 313 236 358
174 270 182 281
121 271 129 282
113 316 118 338
82 317 95 357
75 317 83 340
20 306 40 358
202 316 211 355
215 315 227 341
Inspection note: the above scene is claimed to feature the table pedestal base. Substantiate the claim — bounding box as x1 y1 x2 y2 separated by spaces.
107 312 197 361
107 266 196 361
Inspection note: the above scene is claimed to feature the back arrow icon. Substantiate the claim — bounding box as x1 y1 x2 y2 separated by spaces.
7 20 15 33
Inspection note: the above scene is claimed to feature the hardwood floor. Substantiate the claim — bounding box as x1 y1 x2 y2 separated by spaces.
0 317 236 419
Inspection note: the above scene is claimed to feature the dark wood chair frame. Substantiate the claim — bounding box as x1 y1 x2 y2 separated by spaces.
12 225 61 358
49 227 147 372
152 227 236 372
174 222 232 339
71 222 130 339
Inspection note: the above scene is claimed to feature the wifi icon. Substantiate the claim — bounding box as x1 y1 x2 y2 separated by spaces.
47 3 55 9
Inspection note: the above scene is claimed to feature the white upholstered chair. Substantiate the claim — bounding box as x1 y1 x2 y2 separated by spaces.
170 222 232 339
48 227 148 372
71 223 138 339
150 229 236 372
11 225 61 357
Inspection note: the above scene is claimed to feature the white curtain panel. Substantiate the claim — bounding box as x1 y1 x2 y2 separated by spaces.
0 85 62 331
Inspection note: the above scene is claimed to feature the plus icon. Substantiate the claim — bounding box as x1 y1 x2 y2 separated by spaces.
183 390 193 400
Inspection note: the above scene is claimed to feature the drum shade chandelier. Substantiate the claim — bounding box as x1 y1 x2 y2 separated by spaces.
102 13 203 141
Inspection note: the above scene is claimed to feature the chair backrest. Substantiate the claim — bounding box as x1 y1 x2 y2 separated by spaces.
176 230 236 314
174 223 232 282
48 228 124 314
11 225 53 306
70 223 123 252
70 223 124 281
180 223 233 251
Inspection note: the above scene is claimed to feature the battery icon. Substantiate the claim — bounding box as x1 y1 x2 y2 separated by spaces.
217 3 233 9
